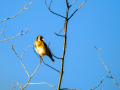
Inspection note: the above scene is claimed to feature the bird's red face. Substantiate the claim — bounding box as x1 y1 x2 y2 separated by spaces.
40 36 44 41
36 36 44 41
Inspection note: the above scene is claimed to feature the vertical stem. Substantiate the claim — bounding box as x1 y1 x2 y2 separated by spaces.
58 0 69 90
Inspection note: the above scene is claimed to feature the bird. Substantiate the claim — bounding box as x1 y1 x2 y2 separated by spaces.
34 36 54 62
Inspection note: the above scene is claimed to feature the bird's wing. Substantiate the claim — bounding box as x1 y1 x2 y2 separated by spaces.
43 41 52 57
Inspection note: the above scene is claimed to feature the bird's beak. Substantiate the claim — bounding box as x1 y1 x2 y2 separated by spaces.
42 38 45 40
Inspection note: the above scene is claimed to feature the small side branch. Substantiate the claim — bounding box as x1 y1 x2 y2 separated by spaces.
33 47 60 73
28 82 56 87
3 32 31 79
54 33 65 37
22 60 42 90
55 27 64 35
42 60 60 73
30 60 42 78
0 28 28 42
0 25 6 36
69 0 77 8
91 78 104 90
44 0 65 18
10 83 16 90
54 27 65 37
68 0 86 20
47 42 63 59
94 46 120 88
52 53 63 59
0 0 35 22
16 82 22 89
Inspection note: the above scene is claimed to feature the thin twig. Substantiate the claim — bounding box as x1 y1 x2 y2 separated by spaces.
3 32 31 78
0 25 6 36
49 0 52 9
3 33 14 48
28 82 56 87
0 0 35 22
48 41 50 47
54 27 64 35
0 28 28 42
20 46 31 78
16 82 22 89
21 45 31 59
91 78 104 90
47 44 62 59
33 46 60 73
78 0 86 9
94 46 120 88
22 60 42 90
44 0 65 18
30 60 42 77
54 33 65 37
69 0 77 8
43 60 60 73
10 83 16 90
68 0 86 20
51 51 63 59
19 1 22 9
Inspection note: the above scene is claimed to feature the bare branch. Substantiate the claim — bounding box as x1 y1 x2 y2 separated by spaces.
54 27 64 35
48 44 63 59
54 33 65 37
10 83 16 90
22 60 42 90
17 46 31 78
33 46 60 73
49 0 52 9
19 1 22 9
42 60 60 73
66 0 69 8
0 25 6 36
91 78 104 90
16 82 22 89
0 0 35 22
44 0 66 18
25 0 27 5
94 46 120 88
69 0 77 8
58 0 69 89
51 51 63 59
28 82 56 87
30 60 42 78
3 32 31 78
68 0 86 20
54 26 66 37
48 41 50 47
21 45 31 60
0 28 28 42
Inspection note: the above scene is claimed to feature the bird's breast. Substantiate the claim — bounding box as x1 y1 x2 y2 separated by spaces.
36 47 45 56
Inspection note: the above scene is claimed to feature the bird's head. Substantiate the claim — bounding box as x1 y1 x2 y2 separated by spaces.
36 36 44 41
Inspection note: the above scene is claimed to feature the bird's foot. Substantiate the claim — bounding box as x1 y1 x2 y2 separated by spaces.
40 56 42 58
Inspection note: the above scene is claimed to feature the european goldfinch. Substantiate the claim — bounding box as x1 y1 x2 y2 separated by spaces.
34 36 54 62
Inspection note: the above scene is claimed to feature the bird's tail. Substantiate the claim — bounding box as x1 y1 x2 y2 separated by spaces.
48 51 55 62
51 57 55 62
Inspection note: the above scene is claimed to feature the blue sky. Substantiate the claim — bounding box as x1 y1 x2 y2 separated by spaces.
0 0 120 90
